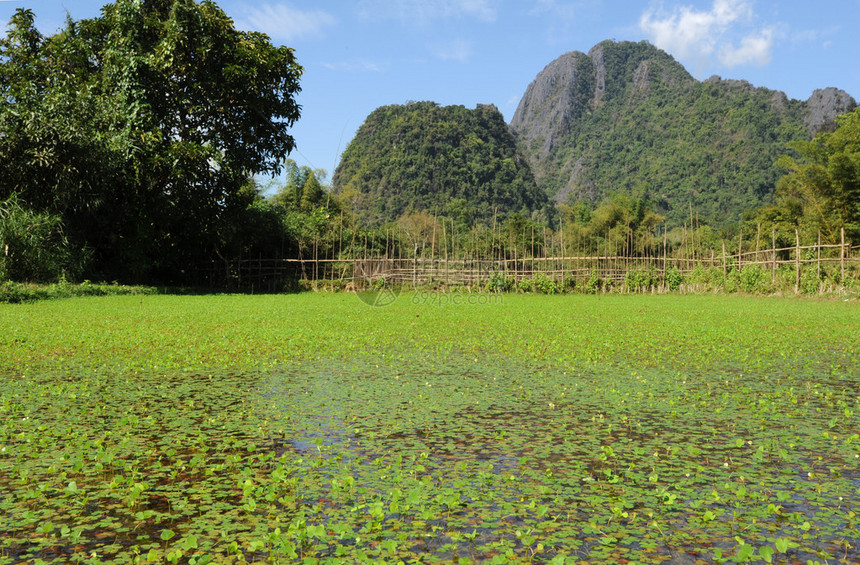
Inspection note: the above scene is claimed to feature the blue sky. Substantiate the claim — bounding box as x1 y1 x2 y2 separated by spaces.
3 0 859 187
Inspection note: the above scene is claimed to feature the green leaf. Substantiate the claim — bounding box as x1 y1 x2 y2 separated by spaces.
180 534 198 551
759 545 774 563
160 529 176 541
735 544 754 562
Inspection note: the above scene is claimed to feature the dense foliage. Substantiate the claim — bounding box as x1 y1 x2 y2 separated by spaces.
332 102 549 225
0 194 83 282
771 107 860 243
0 0 302 283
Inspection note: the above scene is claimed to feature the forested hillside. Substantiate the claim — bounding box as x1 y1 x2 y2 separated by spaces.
332 102 549 225
511 40 856 227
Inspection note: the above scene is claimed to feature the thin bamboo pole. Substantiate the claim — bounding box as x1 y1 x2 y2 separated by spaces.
817 231 821 283
755 223 761 265
795 229 801 293
772 227 776 284
663 225 668 287
737 229 743 271
560 218 565 283
841 227 846 283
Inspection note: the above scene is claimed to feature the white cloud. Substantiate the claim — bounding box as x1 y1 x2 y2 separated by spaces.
239 4 336 42
719 27 773 66
790 25 839 48
529 0 579 19
428 38 474 62
322 60 387 73
639 0 774 69
357 0 498 25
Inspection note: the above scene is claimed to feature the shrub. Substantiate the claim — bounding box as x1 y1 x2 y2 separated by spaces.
625 269 657 292
584 271 602 294
533 274 560 294
799 267 821 295
723 269 742 293
486 272 512 293
0 195 86 282
739 264 769 294
665 267 683 292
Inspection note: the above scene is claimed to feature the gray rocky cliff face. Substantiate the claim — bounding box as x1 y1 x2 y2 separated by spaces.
630 60 652 102
588 44 607 107
510 51 592 161
803 88 857 134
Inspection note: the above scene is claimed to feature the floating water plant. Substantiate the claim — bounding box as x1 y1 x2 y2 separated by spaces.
0 293 858 563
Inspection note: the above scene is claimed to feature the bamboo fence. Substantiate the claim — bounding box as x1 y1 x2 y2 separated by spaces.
199 228 858 293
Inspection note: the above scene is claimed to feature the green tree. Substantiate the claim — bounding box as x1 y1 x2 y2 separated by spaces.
0 0 303 282
271 159 327 211
776 107 860 243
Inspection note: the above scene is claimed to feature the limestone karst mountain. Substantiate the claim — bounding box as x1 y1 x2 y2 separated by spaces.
510 40 856 225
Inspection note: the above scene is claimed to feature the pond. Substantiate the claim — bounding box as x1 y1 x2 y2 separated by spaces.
1 351 857 564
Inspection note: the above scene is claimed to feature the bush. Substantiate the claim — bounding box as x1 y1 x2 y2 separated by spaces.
0 280 157 303
486 272 512 293
371 275 387 290
0 195 87 282
799 267 821 295
665 267 683 292
625 269 657 292
532 274 560 294
517 277 534 293
584 271 602 294
724 269 741 293
739 264 769 294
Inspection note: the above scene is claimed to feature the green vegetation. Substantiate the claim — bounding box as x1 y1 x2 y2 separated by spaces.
770 108 860 244
2 19 859 295
333 102 549 225
0 279 156 303
1 293 858 563
0 194 84 283
0 0 302 283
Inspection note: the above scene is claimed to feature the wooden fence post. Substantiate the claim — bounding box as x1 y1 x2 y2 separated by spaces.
817 231 821 282
560 218 565 283
839 226 845 284
737 229 743 271
795 229 800 293
662 225 668 288
722 240 727 278
755 224 761 265
771 227 776 284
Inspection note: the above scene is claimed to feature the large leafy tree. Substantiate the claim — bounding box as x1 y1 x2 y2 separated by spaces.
0 0 302 282
776 107 860 243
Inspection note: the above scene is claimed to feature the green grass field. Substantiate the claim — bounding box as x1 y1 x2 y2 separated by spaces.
1 293 858 564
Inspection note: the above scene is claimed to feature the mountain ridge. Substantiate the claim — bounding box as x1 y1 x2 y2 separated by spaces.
331 101 548 224
332 40 856 227
510 40 856 225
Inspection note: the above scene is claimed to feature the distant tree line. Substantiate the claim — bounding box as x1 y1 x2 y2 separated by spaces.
1 2 858 287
